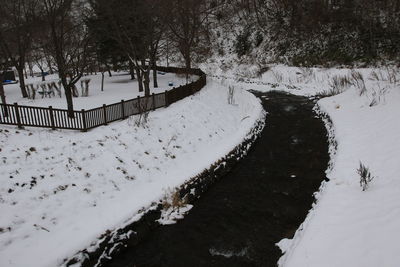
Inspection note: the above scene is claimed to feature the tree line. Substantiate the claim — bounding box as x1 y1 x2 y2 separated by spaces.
0 0 219 117
1 0 398 116
222 0 400 65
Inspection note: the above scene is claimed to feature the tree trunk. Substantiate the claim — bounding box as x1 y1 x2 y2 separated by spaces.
46 56 54 74
0 81 8 117
152 62 158 88
63 82 75 117
129 61 135 80
106 64 112 77
141 60 150 96
28 61 34 77
39 66 46 81
101 72 105 91
59 69 74 118
166 40 169 67
143 69 150 96
0 73 8 116
136 67 143 92
184 52 191 83
16 66 28 98
184 48 191 70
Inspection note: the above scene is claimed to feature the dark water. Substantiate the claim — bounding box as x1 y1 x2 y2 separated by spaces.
105 91 329 267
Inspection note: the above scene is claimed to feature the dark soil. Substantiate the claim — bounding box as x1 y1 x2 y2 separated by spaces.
104 91 329 267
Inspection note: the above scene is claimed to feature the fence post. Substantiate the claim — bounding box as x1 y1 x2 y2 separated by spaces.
81 109 87 132
103 104 107 125
49 106 55 130
13 103 23 129
164 90 169 107
137 95 140 113
152 93 155 111
1 103 9 117
121 99 125 119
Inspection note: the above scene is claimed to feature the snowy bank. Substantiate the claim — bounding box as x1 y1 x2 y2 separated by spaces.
0 80 264 267
209 64 400 267
279 79 400 267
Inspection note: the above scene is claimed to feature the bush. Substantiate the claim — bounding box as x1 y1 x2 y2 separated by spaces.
316 74 351 97
350 70 367 96
357 162 374 191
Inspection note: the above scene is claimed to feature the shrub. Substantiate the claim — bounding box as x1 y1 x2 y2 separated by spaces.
162 188 187 210
369 85 389 107
317 74 351 97
351 70 367 96
271 70 283 83
357 162 374 191
385 66 399 84
297 67 315 83
369 67 398 84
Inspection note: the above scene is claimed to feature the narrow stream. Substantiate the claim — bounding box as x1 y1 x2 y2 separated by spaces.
105 91 329 267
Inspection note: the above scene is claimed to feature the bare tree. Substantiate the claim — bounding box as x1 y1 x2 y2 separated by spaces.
165 0 214 73
29 48 47 81
0 54 9 116
90 0 156 96
146 0 165 88
42 0 92 118
0 0 40 98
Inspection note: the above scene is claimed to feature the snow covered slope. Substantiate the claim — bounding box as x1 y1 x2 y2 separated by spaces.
0 80 264 267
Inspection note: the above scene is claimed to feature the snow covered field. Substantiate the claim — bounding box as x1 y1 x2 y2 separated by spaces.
0 80 264 267
209 64 400 267
3 71 192 109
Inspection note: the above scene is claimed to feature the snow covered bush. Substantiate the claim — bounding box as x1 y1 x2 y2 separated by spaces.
357 162 374 191
297 67 315 83
317 74 351 97
370 67 399 84
329 74 352 93
272 70 283 83
368 84 389 107
350 70 367 96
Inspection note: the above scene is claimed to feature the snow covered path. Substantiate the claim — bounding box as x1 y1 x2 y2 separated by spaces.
0 80 264 267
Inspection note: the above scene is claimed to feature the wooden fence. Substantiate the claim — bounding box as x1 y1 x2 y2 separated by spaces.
0 67 206 131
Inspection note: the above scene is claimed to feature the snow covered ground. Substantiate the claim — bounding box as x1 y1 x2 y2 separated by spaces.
207 64 400 267
0 79 264 267
2 62 399 267
3 71 193 109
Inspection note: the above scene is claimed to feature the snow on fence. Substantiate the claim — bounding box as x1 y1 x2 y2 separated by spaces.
0 67 206 131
